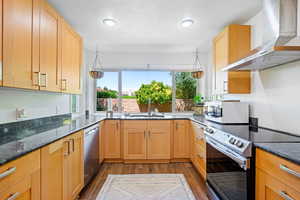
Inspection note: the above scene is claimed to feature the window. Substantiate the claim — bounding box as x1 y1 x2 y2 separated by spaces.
122 71 172 113
175 72 197 112
95 70 201 113
70 94 80 113
96 72 119 112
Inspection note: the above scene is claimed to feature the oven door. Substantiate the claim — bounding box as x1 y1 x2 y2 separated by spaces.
205 136 252 200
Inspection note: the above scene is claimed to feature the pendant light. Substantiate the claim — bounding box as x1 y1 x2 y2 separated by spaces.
191 48 204 79
89 48 104 79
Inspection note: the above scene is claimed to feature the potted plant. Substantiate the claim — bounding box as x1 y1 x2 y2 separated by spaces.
135 81 172 112
192 94 205 115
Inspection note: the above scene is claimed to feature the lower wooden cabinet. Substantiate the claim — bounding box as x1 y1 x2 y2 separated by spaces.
0 150 40 200
104 120 121 159
256 168 300 200
173 120 190 159
147 120 171 159
123 120 171 160
123 121 147 160
41 130 83 200
191 122 206 179
99 121 105 164
256 149 300 200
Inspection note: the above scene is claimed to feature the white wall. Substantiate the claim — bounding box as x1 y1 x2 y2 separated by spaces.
0 88 70 123
222 11 300 135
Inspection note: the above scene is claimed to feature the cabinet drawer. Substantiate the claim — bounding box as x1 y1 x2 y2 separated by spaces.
256 168 300 200
0 150 40 189
0 175 32 200
256 149 300 192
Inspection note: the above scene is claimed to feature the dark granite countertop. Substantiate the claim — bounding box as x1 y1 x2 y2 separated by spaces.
255 143 300 165
1 113 300 167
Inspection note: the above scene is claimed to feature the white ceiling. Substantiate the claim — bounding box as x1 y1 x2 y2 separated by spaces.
48 0 261 53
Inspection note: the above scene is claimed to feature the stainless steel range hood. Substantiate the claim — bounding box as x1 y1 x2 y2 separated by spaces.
223 0 300 71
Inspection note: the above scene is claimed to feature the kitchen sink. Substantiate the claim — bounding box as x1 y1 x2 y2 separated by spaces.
123 113 167 118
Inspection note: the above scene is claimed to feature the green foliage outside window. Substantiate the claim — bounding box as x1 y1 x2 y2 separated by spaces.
135 81 172 105
175 72 197 99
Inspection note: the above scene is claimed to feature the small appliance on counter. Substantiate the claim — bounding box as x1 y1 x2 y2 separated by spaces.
204 101 249 124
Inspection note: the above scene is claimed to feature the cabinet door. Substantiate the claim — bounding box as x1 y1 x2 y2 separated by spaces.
214 28 229 72
104 120 121 159
2 0 39 90
99 121 105 164
61 20 82 94
0 172 40 200
256 168 300 200
173 120 190 158
39 0 61 92
147 121 171 159
66 131 84 200
123 121 147 160
41 139 66 200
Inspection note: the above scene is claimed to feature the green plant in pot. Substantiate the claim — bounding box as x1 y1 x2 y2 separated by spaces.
193 94 204 105
135 81 172 112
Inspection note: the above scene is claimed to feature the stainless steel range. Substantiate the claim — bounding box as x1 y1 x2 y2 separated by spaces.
204 125 300 200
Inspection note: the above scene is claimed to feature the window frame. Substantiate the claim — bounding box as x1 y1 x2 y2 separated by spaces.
94 69 200 113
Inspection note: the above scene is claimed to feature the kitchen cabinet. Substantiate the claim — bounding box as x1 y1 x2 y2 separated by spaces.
104 120 121 159
99 121 105 164
191 122 206 179
123 121 148 160
1 0 82 94
0 150 40 200
147 120 171 159
173 120 190 159
256 148 300 200
39 0 61 92
123 120 171 160
41 130 83 200
2 0 39 90
61 19 82 94
214 24 251 94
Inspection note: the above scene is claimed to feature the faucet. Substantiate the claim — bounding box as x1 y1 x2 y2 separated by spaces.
147 98 152 116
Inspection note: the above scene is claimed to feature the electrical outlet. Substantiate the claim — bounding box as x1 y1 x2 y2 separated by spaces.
249 117 258 132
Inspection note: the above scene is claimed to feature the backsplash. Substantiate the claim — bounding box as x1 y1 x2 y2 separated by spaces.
0 114 71 145
0 88 71 123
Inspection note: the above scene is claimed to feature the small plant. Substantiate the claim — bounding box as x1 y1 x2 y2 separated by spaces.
135 81 172 105
193 94 204 105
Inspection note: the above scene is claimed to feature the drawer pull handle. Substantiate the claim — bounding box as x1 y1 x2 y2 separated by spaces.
280 191 294 200
280 164 300 178
6 192 20 200
0 167 16 180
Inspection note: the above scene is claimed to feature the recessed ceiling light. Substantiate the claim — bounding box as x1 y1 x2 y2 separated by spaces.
181 18 194 28
102 18 118 27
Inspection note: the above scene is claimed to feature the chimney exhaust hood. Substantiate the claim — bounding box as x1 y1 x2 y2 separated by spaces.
222 0 300 71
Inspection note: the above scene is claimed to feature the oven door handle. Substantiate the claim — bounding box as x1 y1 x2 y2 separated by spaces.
206 136 250 170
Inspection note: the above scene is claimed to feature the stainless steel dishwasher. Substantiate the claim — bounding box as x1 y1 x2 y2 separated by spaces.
84 124 100 187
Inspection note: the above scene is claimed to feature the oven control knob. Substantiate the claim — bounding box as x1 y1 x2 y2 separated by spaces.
236 141 244 148
229 138 236 144
205 128 214 134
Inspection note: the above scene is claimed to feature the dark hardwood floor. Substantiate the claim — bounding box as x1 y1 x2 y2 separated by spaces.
79 162 209 200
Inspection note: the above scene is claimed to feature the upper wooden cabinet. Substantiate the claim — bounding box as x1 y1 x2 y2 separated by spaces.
61 19 82 94
39 0 62 92
173 120 190 159
104 120 121 159
214 24 251 94
1 0 82 94
2 0 39 90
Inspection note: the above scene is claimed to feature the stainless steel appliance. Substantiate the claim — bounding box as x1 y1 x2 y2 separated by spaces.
84 124 100 187
223 0 300 71
204 101 249 124
204 124 300 200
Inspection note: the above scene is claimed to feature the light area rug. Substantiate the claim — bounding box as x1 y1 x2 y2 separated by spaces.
96 174 196 200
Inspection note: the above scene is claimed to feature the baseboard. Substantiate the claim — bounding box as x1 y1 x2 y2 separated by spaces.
103 158 192 164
